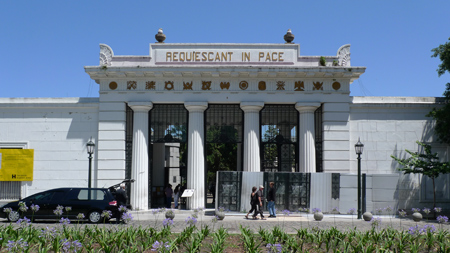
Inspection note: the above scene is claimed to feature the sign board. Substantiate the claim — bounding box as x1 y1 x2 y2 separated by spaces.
181 189 194 198
0 149 34 181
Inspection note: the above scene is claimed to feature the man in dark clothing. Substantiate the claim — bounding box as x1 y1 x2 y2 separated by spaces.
254 185 265 219
165 184 173 208
115 183 128 223
115 183 128 207
267 182 276 217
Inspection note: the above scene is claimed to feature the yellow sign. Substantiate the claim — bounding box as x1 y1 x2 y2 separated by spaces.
0 149 34 181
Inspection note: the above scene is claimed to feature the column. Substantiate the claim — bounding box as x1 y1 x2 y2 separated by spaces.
296 102 320 173
240 102 264 172
184 102 208 209
128 102 153 210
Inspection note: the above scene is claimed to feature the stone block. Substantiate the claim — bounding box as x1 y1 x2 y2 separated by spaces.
323 112 350 122
99 102 126 111
323 103 350 112
323 131 349 141
99 111 126 121
323 140 350 151
323 150 349 160
372 174 399 189
97 150 125 160
98 130 125 140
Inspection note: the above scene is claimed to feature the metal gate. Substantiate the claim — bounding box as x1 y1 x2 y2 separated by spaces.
264 172 310 211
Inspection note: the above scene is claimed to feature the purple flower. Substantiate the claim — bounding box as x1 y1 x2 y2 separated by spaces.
375 208 383 215
60 239 82 253
76 213 85 220
65 206 72 212
18 202 28 213
423 208 431 215
101 210 112 219
437 215 448 223
121 212 133 223
3 207 12 213
399 209 407 217
434 207 442 213
162 218 173 227
7 238 28 252
412 208 421 213
59 217 70 225
53 208 63 216
211 215 218 223
118 205 128 212
39 226 58 239
312 208 321 214
16 217 31 228
385 206 393 213
409 225 420 235
185 216 197 226
30 204 40 212
369 217 382 228
56 205 64 211
420 224 436 234
266 243 283 253
347 208 356 215
151 241 170 252
282 210 291 216
151 209 159 215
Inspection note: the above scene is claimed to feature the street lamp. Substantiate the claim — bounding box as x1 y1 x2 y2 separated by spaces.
355 138 364 219
86 138 95 189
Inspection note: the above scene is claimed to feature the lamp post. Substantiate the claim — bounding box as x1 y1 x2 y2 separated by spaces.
86 138 95 189
355 138 364 219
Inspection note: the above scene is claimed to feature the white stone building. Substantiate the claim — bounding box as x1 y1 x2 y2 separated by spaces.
1 33 449 212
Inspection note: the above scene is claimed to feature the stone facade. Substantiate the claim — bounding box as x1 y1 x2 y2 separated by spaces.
0 42 448 211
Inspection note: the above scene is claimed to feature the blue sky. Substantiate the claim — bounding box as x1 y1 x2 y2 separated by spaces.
1 1 449 98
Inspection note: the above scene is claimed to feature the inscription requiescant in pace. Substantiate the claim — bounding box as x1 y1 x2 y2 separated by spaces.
164 51 285 62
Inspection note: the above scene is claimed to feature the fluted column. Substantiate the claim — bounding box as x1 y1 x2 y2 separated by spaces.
296 102 320 173
184 102 208 209
240 102 264 172
129 102 153 210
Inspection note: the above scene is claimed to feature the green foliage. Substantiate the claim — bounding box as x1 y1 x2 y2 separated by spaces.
431 37 450 77
391 141 450 179
391 141 450 207
319 56 326 66
427 82 450 144
428 38 450 145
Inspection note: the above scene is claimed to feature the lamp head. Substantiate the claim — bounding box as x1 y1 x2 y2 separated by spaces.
355 138 364 155
86 138 95 155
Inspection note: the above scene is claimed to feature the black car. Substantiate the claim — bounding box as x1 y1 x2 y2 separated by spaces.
0 187 119 223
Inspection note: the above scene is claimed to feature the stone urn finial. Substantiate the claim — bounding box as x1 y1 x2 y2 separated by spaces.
284 29 294 43
155 28 166 43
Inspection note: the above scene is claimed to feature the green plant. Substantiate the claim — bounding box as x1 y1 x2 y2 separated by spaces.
319 56 326 66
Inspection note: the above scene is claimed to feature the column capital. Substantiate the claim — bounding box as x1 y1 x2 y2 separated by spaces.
184 102 208 112
128 102 153 112
240 102 264 112
295 102 321 112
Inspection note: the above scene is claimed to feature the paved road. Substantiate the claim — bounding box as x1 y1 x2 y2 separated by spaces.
2 209 448 233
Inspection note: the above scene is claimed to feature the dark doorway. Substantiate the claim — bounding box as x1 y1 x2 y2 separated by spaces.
205 104 243 208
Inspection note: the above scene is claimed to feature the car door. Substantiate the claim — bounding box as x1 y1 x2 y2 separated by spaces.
23 190 55 218
46 190 68 218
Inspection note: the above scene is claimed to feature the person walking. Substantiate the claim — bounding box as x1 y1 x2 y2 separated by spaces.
245 186 258 219
115 183 128 223
254 185 265 220
267 182 276 218
173 184 181 209
165 184 173 208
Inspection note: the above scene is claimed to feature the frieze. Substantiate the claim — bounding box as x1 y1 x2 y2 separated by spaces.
110 80 348 93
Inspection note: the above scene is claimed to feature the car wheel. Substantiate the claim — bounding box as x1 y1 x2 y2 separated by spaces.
88 211 101 223
8 210 20 222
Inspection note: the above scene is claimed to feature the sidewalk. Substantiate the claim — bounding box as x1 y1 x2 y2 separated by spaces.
127 209 450 234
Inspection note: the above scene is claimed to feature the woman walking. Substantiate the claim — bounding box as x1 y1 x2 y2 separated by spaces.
245 186 258 219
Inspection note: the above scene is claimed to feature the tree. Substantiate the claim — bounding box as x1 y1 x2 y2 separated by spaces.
391 141 450 209
428 38 450 144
